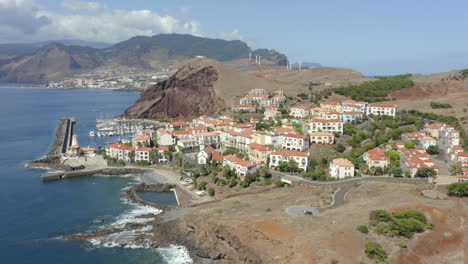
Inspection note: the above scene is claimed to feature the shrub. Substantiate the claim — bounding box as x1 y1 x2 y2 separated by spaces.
426 145 439 155
404 141 416 149
198 181 207 191
364 241 387 262
430 102 452 109
264 179 272 185
447 182 468 197
208 188 215 197
335 143 346 153
356 225 369 234
417 167 437 178
370 209 391 225
228 179 237 188
274 181 285 188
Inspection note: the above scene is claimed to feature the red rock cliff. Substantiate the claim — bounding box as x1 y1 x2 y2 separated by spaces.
124 60 226 119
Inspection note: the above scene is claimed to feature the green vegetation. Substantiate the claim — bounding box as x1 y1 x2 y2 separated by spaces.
334 143 346 153
356 225 369 234
450 163 463 176
364 241 387 263
385 150 400 168
256 122 273 131
404 141 415 149
430 101 452 109
223 147 240 156
334 74 413 102
390 167 403 177
134 160 151 166
303 169 327 180
447 182 468 197
416 168 437 178
370 209 430 238
198 181 207 191
426 145 439 155
208 187 215 197
403 110 468 151
274 181 285 188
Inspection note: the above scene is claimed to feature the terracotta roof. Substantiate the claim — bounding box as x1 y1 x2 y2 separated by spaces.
69 145 80 149
311 107 331 112
157 146 169 151
107 143 135 151
204 145 214 153
368 104 396 108
311 118 343 123
81 146 95 152
291 105 308 109
265 105 279 109
310 131 334 137
136 147 153 152
342 111 363 115
141 129 155 134
173 130 191 135
332 158 354 167
211 151 224 161
192 131 220 137
226 129 253 138
134 134 150 141
224 155 255 167
275 127 297 135
247 143 273 151
170 121 189 126
190 126 208 130
368 154 390 161
458 152 468 157
271 150 309 157
265 110 281 114
424 122 443 129
285 133 308 139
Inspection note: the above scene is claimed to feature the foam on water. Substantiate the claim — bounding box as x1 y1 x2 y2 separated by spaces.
105 198 162 229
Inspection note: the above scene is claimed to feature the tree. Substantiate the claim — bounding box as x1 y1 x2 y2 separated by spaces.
335 143 346 153
417 168 437 178
128 150 135 162
364 242 387 262
288 159 298 173
278 161 290 172
447 182 468 197
426 145 439 155
149 149 158 164
343 123 357 136
168 145 176 152
404 141 416 149
391 168 403 177
450 163 463 176
386 150 400 168
356 225 369 234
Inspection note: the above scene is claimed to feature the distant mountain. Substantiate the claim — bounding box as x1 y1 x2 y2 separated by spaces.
0 34 288 83
0 40 112 56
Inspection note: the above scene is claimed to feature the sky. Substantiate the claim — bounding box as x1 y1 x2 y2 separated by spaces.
1 0 468 75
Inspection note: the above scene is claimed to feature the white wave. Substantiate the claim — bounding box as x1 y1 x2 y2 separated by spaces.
106 198 162 229
158 245 193 264
89 225 154 249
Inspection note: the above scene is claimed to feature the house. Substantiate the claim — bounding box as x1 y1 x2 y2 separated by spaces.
402 131 426 142
420 136 437 150
264 110 281 120
220 128 253 153
197 145 215 165
249 88 268 96
423 122 444 139
133 134 151 148
342 100 368 112
232 104 256 113
106 143 135 162
247 143 273 165
290 106 309 118
366 104 397 117
192 131 220 148
282 133 310 151
309 119 343 134
168 121 189 131
156 146 170 163
364 148 390 169
330 158 355 179
320 101 342 112
140 129 156 138
404 156 439 178
269 150 310 172
272 94 287 104
324 111 342 120
341 111 363 123
310 132 335 145
223 155 257 179
173 130 192 141
211 151 225 164
310 107 331 119
186 126 208 134
265 104 279 111
157 131 175 146
177 139 198 152
81 146 96 157
458 168 468 182
135 147 153 163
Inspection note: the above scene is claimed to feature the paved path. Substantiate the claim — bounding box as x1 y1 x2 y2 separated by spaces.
272 172 428 212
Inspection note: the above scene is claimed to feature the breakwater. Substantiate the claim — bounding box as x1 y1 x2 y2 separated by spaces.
41 167 150 182
125 183 177 210
49 117 75 157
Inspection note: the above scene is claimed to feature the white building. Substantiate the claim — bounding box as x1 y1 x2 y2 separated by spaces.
192 131 220 148
290 106 309 118
269 150 310 172
223 155 257 180
366 104 397 117
420 136 437 150
282 133 310 151
264 110 281 120
330 158 355 179
309 118 343 134
106 143 135 162
310 132 335 145
197 145 215 165
135 147 153 163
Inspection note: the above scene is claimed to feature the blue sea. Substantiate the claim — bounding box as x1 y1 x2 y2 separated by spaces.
0 88 191 263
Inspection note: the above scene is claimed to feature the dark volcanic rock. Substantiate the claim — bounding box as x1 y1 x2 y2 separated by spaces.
123 59 226 119
252 48 288 66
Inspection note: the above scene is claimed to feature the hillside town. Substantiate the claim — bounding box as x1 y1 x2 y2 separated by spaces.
64 88 467 186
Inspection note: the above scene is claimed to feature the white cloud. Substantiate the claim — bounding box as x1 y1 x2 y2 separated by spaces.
0 0 247 45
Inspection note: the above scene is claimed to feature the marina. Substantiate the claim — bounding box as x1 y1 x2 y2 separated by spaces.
93 118 166 137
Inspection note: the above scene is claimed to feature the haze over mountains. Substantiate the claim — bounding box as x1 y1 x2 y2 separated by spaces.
0 34 289 83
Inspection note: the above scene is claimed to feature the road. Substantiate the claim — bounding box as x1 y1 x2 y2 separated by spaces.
271 171 428 212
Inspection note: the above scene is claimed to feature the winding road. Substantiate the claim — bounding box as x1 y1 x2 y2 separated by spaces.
271 172 428 212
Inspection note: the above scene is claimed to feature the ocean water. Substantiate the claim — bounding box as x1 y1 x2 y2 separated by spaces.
0 88 190 263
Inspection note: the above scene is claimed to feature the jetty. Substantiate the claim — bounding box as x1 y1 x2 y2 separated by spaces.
47 117 75 157
41 169 103 181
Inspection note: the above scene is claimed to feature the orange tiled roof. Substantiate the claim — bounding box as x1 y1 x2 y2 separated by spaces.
285 133 308 139
333 158 354 167
310 131 334 137
271 150 309 157
247 143 273 151
311 118 343 123
224 155 255 167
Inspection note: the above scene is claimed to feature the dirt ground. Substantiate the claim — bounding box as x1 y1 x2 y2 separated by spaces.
186 181 466 264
